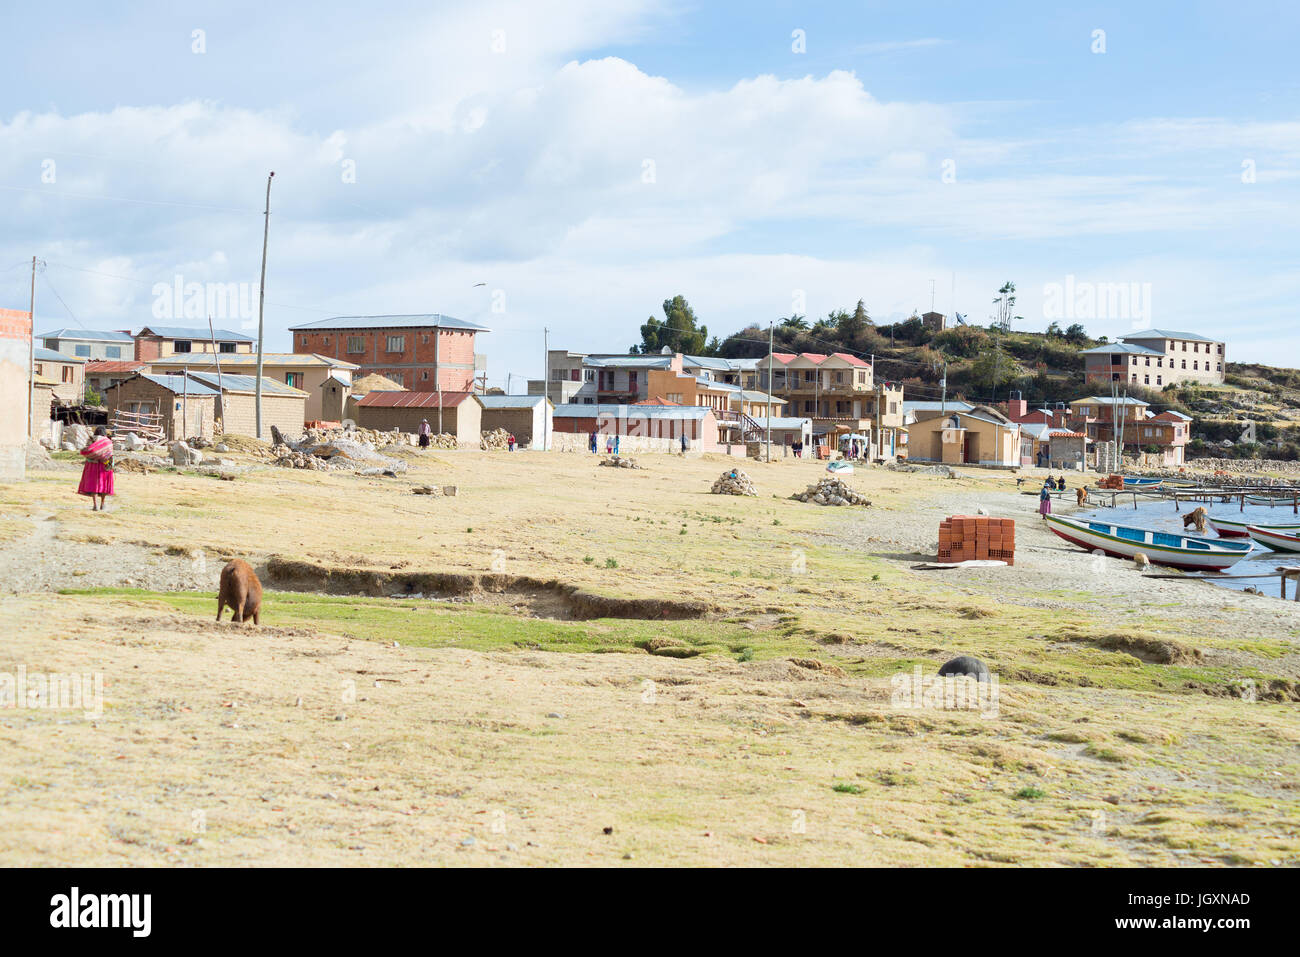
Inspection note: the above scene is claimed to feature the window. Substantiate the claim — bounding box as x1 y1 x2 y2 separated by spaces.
106 346 121 359
1144 375 1150 384
220 342 236 353
889 402 897 414
628 372 638 390
1144 357 1150 365
570 369 580 381
1193 342 1199 353
173 340 192 353
385 335 405 353
347 336 365 354
551 369 564 381
421 371 429 381
422 335 429 344
584 370 594 382
301 337 309 347
74 344 91 357
323 337 330 347
582 397 593 405
43 339 58 350
1218 344 1224 355
1181 359 1186 369
1216 362 1222 372
1156 375 1162 385
63 366 74 383
285 373 301 388
1181 342 1187 351
1157 358 1162 367
1193 361 1198 370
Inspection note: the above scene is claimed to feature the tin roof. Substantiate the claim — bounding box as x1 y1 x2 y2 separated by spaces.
184 371 308 396
136 325 253 342
1080 342 1163 355
1121 329 1216 342
36 328 133 342
149 352 358 370
554 403 711 420
356 390 480 409
33 346 86 363
84 360 147 374
137 373 221 396
288 314 489 333
478 394 551 409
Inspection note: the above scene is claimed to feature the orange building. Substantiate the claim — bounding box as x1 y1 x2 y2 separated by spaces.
290 314 488 391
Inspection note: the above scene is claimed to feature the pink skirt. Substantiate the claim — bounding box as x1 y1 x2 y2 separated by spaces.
78 461 115 496
1038 498 1051 515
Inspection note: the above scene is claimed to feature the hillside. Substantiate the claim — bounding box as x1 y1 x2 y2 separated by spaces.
712 316 1300 460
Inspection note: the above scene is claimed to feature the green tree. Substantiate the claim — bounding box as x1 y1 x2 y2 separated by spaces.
780 314 808 330
635 295 708 355
1064 323 1089 344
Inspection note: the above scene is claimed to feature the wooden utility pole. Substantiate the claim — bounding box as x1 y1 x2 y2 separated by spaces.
27 257 37 439
254 171 275 439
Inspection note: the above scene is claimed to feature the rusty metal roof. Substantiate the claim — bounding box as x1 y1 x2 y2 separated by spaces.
356 390 479 409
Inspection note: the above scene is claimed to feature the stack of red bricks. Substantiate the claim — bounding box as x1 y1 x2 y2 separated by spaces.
938 515 1016 565
1098 474 1125 490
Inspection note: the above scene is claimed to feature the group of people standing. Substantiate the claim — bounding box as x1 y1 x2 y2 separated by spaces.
1039 474 1068 517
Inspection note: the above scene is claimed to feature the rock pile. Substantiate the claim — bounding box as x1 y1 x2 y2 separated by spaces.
480 428 512 450
600 455 643 469
792 477 871 506
169 440 204 466
271 435 407 473
711 469 757 495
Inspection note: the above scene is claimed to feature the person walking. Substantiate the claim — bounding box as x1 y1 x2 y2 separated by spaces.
77 426 116 512
589 429 598 453
418 419 432 449
680 432 688 455
507 433 516 452
1039 479 1053 520
612 434 620 455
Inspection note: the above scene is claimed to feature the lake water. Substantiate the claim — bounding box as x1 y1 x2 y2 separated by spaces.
1075 497 1300 594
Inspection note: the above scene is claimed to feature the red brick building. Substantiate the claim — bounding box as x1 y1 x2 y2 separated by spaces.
289 314 488 391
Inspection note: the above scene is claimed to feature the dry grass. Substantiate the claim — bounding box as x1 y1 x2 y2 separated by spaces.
0 448 1297 866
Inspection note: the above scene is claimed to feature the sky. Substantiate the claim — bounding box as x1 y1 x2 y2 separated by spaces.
2 0 1298 387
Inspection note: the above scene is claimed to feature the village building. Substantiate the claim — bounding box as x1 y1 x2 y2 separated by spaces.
175 371 309 437
84 360 148 395
146 352 358 423
478 395 554 450
1 308 33 479
759 351 905 460
353 390 484 445
921 311 947 332
32 347 87 405
37 328 135 360
104 373 220 441
905 404 1022 467
1082 329 1226 387
1065 396 1188 465
132 326 254 360
289 314 489 392
529 350 591 404
551 403 723 454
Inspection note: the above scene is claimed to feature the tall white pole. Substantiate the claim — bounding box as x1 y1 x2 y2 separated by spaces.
543 326 550 451
765 321 773 461
27 256 37 440
254 171 274 439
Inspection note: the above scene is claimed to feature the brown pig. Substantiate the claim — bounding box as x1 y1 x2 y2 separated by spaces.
217 558 262 625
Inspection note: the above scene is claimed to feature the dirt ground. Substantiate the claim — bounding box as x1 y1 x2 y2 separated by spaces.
0 448 1297 866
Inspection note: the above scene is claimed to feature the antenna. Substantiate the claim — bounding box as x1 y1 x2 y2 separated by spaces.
928 279 936 313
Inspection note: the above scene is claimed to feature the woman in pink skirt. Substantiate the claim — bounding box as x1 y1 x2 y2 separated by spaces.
77 426 115 511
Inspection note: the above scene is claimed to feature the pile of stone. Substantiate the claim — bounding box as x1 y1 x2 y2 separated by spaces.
298 424 429 449
711 468 757 495
480 428 511 450
600 455 643 469
169 440 204 466
792 477 871 506
412 485 458 496
273 435 407 473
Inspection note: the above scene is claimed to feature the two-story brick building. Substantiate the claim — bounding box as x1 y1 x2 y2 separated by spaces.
32 347 87 405
133 326 254 361
289 314 489 392
757 351 905 459
1082 329 1226 387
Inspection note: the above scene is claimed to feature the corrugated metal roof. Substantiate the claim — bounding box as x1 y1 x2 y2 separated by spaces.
1122 329 1215 342
184 371 308 396
1073 396 1149 406
33 346 86 363
478 395 550 409
903 400 974 413
582 355 674 369
752 417 810 430
84 360 146 373
1080 342 1163 355
137 325 253 341
356 390 479 409
554 403 710 420
288 314 489 332
138 374 221 396
37 328 134 341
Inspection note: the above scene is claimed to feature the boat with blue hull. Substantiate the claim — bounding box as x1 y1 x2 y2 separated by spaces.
1045 515 1253 571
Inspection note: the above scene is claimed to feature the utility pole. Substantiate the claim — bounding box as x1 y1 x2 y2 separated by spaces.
27 256 37 440
940 361 948 417
543 326 549 451
765 321 773 461
254 170 275 440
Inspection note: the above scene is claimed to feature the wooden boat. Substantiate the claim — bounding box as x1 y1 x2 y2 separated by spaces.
1246 525 1300 553
1207 516 1300 539
1045 515 1253 570
1122 476 1163 490
1245 494 1297 507
826 461 854 474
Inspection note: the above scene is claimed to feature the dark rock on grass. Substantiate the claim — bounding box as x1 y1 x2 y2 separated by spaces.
938 655 991 682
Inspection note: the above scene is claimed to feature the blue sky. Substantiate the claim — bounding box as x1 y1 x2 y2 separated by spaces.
1 0 1297 385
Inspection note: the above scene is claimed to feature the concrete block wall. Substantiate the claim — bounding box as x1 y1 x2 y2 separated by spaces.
0 308 33 480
